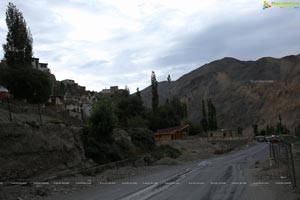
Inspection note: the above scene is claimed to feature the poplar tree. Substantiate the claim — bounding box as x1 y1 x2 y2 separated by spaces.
201 100 208 132
136 87 141 98
3 2 33 68
151 71 159 112
207 99 218 131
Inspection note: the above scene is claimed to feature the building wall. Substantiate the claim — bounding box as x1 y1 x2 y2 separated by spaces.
155 131 188 142
207 130 242 141
155 134 173 142
0 92 10 100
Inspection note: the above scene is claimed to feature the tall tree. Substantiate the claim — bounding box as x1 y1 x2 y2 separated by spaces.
276 115 283 135
167 74 171 83
151 71 159 112
125 85 130 95
167 74 171 103
201 100 208 132
207 99 218 131
252 124 258 136
3 2 33 68
136 87 141 99
211 102 218 130
207 99 213 130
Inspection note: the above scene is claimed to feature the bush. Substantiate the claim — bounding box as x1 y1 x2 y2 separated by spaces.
89 100 118 142
116 95 145 128
151 145 181 160
183 120 202 135
127 116 147 128
84 137 122 164
127 128 155 152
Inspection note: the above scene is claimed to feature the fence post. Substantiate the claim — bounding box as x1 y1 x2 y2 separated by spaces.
272 143 277 165
289 143 297 188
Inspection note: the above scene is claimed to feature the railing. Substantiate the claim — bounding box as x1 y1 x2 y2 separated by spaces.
269 141 297 188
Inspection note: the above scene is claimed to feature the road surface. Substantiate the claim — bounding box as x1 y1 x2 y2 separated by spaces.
46 143 295 200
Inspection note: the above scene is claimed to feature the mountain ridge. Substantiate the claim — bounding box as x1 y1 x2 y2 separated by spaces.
140 54 300 131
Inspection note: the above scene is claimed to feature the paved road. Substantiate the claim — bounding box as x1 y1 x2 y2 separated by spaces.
48 143 292 200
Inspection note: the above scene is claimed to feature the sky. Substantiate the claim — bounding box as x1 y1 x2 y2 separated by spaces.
1 0 300 92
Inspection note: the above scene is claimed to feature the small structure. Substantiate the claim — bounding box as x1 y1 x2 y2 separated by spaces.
0 85 11 100
208 129 241 141
154 125 189 142
48 95 64 106
101 86 119 95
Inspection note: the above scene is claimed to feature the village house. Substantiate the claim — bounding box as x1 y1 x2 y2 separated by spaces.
100 86 120 97
0 85 11 101
154 125 189 142
32 57 50 72
63 90 98 121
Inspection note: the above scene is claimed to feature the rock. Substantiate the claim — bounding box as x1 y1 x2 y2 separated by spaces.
35 188 48 196
143 155 155 165
155 157 179 165
134 158 146 167
112 129 133 147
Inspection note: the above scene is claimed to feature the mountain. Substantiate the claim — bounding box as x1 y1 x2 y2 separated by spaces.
140 54 300 131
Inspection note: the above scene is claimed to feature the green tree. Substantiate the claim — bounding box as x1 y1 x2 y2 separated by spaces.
252 124 258 136
167 74 171 83
211 102 218 130
136 87 141 99
116 95 145 127
167 74 171 103
3 68 51 124
151 71 159 112
147 105 180 131
237 127 243 135
89 100 118 142
207 99 218 131
260 129 266 136
170 97 187 119
26 69 52 124
3 3 33 68
201 100 208 132
294 123 300 136
276 115 284 135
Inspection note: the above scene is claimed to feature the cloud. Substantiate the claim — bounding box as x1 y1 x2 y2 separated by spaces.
0 0 300 92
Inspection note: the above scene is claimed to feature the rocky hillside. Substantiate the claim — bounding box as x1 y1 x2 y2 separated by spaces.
0 122 87 181
141 54 300 130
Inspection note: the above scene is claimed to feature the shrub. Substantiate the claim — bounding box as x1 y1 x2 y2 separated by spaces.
127 128 155 152
151 145 181 160
89 100 117 142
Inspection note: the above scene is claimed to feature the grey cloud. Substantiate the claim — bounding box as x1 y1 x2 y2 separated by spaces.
1 0 300 92
77 60 109 71
152 10 300 69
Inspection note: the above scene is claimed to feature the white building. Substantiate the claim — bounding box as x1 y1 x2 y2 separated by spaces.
32 57 50 72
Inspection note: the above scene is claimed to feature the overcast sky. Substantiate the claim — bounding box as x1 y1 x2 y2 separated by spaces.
1 0 300 92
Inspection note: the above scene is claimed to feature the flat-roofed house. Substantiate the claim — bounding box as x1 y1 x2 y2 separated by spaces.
154 125 189 142
32 57 50 72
